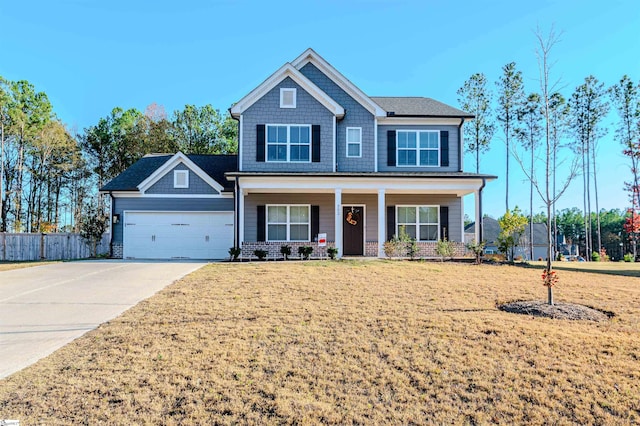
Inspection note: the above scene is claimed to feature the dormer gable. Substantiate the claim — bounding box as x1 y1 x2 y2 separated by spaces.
137 152 225 195
291 48 386 118
230 63 345 119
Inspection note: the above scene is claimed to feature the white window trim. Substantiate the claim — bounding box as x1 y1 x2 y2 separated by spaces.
173 170 189 188
346 127 362 158
396 130 440 167
266 204 311 242
266 124 312 163
396 205 440 242
280 88 297 108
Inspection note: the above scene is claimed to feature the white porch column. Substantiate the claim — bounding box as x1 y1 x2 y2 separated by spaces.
377 189 386 258
238 187 245 246
335 189 342 257
474 189 481 243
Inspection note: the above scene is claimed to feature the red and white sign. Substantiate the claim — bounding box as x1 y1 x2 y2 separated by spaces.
317 233 327 247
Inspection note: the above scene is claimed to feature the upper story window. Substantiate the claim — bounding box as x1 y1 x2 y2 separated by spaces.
267 205 310 241
346 127 362 158
267 124 311 162
397 130 439 167
173 170 189 188
397 205 439 241
280 88 297 108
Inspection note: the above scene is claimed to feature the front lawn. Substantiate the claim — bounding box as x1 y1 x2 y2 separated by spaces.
0 260 58 272
0 261 638 424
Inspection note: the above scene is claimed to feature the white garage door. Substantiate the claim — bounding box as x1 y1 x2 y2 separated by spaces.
123 212 234 259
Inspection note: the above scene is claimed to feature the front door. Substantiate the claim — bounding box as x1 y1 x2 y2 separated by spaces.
343 206 364 255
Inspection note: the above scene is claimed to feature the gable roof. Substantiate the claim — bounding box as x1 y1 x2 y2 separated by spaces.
371 97 474 118
100 154 238 192
229 63 345 119
291 48 386 117
465 216 548 245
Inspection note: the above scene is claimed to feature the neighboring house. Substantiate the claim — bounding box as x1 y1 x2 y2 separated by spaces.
101 49 496 259
465 217 549 260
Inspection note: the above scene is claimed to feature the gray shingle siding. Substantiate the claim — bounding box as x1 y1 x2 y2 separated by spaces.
299 63 375 172
146 164 219 195
386 194 462 241
112 197 234 245
377 125 460 172
242 77 335 172
244 193 335 242
242 193 462 243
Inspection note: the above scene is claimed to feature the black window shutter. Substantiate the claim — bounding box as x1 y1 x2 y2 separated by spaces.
257 205 266 241
312 125 321 162
440 130 449 167
256 124 265 162
386 206 396 241
311 205 320 241
387 130 396 166
440 206 449 241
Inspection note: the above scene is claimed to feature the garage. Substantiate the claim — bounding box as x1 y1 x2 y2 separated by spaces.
123 212 234 259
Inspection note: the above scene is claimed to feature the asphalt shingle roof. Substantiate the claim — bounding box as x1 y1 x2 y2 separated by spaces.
100 154 238 192
371 97 474 118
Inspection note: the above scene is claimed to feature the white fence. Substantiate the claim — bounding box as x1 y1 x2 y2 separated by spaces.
0 233 110 261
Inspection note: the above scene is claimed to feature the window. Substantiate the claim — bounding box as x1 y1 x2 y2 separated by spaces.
267 205 310 241
173 170 189 188
346 127 362 158
267 124 310 162
397 206 439 241
397 130 439 166
280 88 296 108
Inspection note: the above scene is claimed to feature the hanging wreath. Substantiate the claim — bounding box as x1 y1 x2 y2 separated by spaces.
346 210 359 226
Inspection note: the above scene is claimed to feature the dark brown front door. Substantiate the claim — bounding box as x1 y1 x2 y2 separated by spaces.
343 206 364 255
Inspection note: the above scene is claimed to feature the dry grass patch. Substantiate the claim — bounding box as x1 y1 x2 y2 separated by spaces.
0 261 639 424
0 261 59 272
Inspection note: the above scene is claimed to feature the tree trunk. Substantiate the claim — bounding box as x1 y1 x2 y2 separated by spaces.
506 124 510 212
529 135 534 261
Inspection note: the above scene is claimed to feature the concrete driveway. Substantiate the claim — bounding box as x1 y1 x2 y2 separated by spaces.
0 260 207 379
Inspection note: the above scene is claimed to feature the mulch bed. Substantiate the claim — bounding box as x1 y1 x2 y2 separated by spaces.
498 300 614 321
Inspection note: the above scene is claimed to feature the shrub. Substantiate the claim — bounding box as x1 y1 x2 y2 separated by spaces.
298 246 313 260
280 245 292 260
623 253 634 262
383 240 400 258
556 252 564 261
514 255 523 262
253 249 268 260
327 247 338 260
466 239 485 264
435 238 455 261
591 251 600 262
228 247 241 261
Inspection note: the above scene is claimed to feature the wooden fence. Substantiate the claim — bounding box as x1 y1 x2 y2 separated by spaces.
0 233 110 261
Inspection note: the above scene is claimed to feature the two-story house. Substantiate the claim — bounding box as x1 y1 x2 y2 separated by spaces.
101 49 495 259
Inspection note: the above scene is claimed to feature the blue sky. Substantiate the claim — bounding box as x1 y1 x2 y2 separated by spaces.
1 0 638 219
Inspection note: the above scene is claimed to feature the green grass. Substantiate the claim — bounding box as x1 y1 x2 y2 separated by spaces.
0 261 638 424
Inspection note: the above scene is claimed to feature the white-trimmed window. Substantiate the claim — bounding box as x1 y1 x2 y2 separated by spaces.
280 88 297 108
346 127 362 158
267 124 311 162
397 130 439 166
267 205 310 241
397 205 439 241
173 170 189 188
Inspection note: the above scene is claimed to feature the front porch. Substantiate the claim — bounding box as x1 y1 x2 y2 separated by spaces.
228 173 490 259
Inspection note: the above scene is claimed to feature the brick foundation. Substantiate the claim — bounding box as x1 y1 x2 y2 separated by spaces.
241 241 336 260
111 243 123 259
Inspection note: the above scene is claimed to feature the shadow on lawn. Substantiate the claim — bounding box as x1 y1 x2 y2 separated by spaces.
523 262 640 278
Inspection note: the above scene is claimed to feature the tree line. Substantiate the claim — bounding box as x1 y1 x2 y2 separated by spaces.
0 76 237 233
457 27 640 262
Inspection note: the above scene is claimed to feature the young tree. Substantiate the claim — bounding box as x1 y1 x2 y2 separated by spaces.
515 93 543 260
609 75 640 258
457 73 495 173
548 92 570 253
497 207 528 262
496 62 525 211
